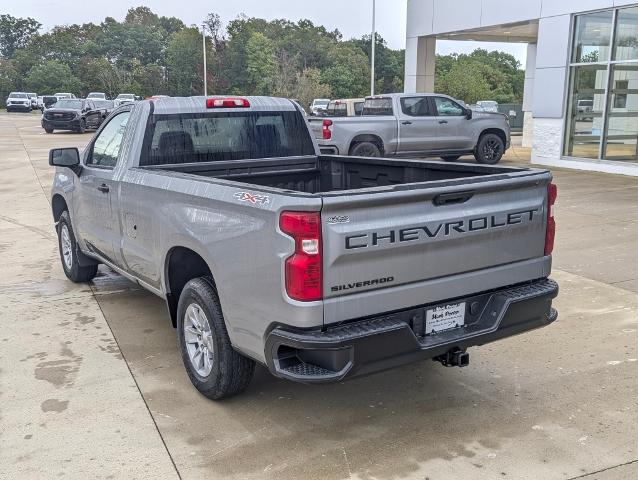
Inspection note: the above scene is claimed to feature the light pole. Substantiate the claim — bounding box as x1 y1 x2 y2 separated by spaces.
371 0 376 96
202 24 208 97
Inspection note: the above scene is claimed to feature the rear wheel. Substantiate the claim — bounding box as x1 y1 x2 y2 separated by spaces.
177 277 255 400
57 211 98 283
350 141 381 157
441 155 461 162
474 133 505 164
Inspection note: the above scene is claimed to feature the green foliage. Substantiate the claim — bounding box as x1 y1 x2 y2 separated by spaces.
321 44 370 99
245 32 277 95
348 34 404 94
24 60 81 94
166 27 209 96
0 8 524 106
0 59 19 105
291 68 332 108
435 49 524 104
0 14 41 58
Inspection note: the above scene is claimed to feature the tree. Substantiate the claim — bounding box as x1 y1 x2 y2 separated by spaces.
290 68 331 108
436 62 492 104
245 32 276 95
0 59 19 105
0 14 41 58
435 49 525 104
321 44 369 99
348 34 405 94
166 27 211 96
24 60 81 94
75 57 123 97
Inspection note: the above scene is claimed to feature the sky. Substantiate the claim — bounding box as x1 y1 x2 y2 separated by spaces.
5 0 527 64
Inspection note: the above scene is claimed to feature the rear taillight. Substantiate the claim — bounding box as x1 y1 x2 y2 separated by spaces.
322 119 333 140
206 97 250 108
280 211 322 302
545 183 557 256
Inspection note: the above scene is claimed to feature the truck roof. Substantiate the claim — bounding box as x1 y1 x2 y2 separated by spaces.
148 96 299 115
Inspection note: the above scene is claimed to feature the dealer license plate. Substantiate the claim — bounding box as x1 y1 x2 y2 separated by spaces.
426 302 466 335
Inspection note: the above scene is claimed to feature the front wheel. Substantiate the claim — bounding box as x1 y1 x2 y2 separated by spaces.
177 277 255 400
350 141 381 157
77 118 86 134
44 128 54 134
57 211 98 282
474 133 505 164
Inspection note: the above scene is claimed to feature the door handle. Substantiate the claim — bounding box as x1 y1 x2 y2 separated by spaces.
439 120 448 124
97 183 110 194
433 191 475 206
402 121 412 125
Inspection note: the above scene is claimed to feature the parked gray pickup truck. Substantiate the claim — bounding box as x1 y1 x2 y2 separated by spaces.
50 96 558 400
309 93 511 164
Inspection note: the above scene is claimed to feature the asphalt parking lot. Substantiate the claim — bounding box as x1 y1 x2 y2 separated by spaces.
1 111 638 480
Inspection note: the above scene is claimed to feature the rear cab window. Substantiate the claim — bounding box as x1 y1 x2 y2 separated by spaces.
325 101 347 117
362 98 394 116
141 111 315 166
400 97 433 117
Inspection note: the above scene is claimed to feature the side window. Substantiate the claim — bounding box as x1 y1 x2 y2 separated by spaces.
354 102 364 116
435 97 465 116
362 98 394 116
87 111 130 168
401 97 432 117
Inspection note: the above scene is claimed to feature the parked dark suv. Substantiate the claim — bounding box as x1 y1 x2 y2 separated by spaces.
41 99 108 133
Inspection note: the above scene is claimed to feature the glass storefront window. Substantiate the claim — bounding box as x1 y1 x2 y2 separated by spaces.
604 64 638 161
572 11 614 63
564 7 638 163
614 7 638 61
565 65 608 158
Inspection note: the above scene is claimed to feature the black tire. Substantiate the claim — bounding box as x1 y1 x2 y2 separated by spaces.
77 118 86 134
44 128 54 134
441 155 461 162
350 141 381 157
177 277 255 400
474 133 505 164
57 211 98 283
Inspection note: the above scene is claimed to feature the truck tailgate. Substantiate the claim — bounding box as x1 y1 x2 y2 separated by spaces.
307 117 325 140
321 174 550 301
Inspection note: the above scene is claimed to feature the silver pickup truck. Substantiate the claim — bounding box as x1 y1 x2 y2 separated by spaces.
49 96 558 400
309 93 511 164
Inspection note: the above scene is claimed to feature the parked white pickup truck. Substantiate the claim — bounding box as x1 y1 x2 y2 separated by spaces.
309 93 511 164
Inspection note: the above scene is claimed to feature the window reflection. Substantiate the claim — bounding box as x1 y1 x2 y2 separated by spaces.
572 11 613 63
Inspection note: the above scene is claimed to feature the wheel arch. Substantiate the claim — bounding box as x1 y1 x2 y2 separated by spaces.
164 246 216 328
477 128 507 147
51 194 68 223
349 134 385 155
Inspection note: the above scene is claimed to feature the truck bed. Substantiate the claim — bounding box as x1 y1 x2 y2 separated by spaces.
144 155 535 195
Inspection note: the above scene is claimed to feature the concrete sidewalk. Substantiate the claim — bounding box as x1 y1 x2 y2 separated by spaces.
0 114 179 479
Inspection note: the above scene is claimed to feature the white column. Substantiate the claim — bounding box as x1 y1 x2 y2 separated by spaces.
405 36 436 93
522 43 537 148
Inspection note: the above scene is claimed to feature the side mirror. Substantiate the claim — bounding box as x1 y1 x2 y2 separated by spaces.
49 148 80 173
464 108 473 120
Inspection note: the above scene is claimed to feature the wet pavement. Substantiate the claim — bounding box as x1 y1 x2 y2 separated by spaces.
1 112 637 479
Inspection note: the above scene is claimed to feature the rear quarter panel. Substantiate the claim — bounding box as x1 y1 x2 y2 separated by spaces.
316 117 399 155
117 169 323 363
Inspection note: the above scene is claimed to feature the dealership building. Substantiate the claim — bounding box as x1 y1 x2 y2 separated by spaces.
405 0 638 176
